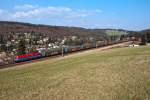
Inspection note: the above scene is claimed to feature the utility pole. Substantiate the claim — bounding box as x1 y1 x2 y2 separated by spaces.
145 33 147 44
96 41 98 48
61 44 64 57
61 39 65 57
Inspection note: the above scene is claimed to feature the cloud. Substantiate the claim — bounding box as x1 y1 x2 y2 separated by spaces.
0 9 4 15
10 4 102 19
94 9 103 13
0 4 103 27
14 4 38 10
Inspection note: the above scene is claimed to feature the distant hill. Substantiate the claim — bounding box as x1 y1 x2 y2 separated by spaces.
141 29 150 42
0 21 107 40
1 21 149 40
141 29 150 34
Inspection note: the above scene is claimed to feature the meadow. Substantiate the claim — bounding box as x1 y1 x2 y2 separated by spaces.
0 46 150 100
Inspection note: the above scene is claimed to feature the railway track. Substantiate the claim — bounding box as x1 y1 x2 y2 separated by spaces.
0 41 130 69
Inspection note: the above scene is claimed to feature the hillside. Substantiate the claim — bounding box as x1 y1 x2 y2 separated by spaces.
0 21 107 39
1 21 149 40
0 46 150 100
2 21 150 42
141 29 150 33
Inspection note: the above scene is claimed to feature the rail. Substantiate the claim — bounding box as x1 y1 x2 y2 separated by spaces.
0 41 131 69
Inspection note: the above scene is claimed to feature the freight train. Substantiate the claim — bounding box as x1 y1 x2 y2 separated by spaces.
14 40 125 62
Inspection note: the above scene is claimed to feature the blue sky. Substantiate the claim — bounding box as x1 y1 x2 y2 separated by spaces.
0 0 150 30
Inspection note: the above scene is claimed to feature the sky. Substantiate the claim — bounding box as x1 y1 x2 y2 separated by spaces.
0 0 150 31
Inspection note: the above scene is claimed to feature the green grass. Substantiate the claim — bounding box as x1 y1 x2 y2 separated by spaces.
0 46 150 100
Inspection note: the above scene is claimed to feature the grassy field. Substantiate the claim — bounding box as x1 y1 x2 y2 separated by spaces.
0 46 150 100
